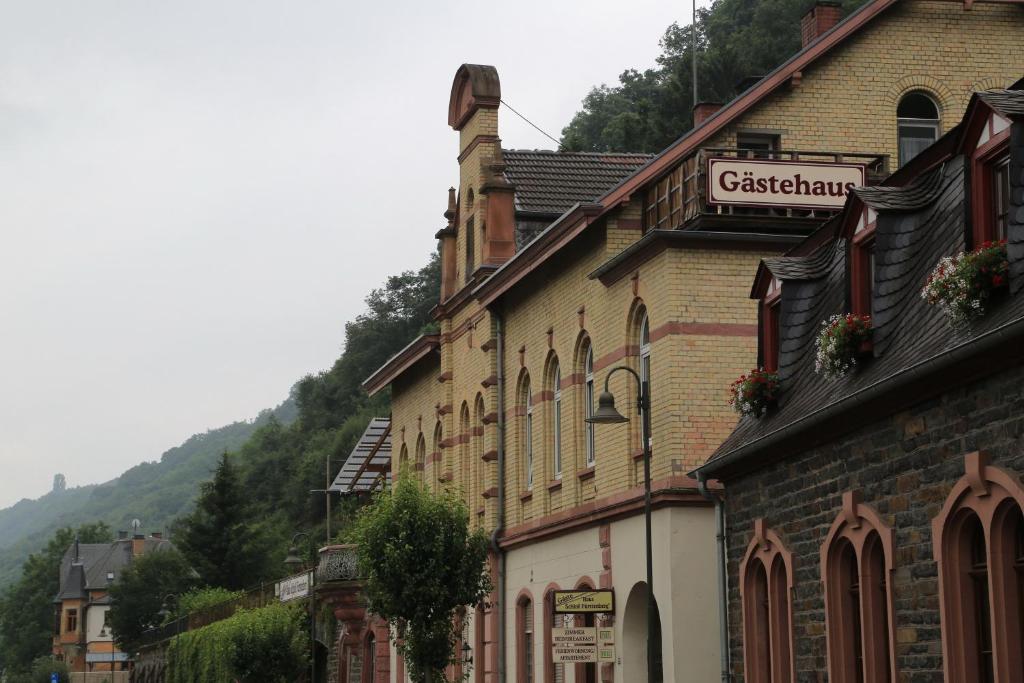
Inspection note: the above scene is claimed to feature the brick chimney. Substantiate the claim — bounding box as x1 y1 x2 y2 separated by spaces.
693 102 724 127
437 188 458 301
801 2 843 47
447 64 513 288
132 533 145 557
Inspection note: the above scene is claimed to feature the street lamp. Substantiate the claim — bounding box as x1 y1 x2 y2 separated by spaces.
586 365 660 683
285 532 316 682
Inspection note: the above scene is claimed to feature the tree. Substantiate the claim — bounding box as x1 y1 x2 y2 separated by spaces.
0 523 111 675
175 452 274 589
106 548 197 653
351 472 491 682
560 0 867 152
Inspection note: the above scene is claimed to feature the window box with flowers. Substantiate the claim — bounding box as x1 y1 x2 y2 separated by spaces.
815 313 873 379
730 369 780 418
921 240 1009 327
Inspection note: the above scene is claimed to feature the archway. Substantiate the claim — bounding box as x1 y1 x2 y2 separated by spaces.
622 581 664 682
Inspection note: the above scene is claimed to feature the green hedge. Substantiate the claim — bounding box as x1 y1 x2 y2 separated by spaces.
166 602 309 683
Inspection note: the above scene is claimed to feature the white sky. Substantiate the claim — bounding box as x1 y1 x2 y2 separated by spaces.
0 0 696 509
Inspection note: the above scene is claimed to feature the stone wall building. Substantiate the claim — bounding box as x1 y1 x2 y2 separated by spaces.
698 85 1024 681
361 2 1024 681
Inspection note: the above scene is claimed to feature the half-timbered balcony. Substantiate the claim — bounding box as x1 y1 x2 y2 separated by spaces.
643 147 889 234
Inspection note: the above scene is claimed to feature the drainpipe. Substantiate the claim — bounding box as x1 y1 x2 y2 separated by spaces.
489 310 507 683
698 471 731 683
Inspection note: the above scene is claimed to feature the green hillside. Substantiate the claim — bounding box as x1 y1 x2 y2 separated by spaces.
0 398 296 588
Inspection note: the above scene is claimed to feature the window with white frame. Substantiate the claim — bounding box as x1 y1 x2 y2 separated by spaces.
524 379 534 490
897 92 940 167
584 345 595 468
552 361 562 480
639 311 652 450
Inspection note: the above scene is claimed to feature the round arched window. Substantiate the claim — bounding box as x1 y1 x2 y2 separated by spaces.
897 92 940 167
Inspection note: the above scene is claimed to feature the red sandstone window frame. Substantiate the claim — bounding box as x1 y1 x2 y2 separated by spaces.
850 207 876 320
820 491 897 683
969 112 1012 248
760 281 781 373
739 519 795 683
933 451 1024 683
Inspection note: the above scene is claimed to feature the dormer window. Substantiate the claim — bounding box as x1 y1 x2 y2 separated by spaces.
852 207 877 317
971 111 1012 247
761 278 781 372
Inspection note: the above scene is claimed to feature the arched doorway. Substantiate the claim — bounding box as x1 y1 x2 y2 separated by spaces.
622 581 663 682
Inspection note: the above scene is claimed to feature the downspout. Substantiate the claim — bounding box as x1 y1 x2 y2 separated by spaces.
698 471 731 683
489 310 507 683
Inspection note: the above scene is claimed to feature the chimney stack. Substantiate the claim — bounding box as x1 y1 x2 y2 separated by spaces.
801 2 843 47
693 102 724 127
132 533 145 557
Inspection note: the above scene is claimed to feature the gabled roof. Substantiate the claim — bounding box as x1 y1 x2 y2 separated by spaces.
329 418 391 493
473 0 912 308
700 89 1024 480
362 334 440 396
502 150 652 215
55 537 174 602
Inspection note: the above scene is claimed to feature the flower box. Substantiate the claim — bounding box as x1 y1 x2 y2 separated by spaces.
922 241 1009 327
815 313 873 379
730 369 780 418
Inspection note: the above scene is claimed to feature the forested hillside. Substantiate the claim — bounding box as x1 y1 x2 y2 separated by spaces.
560 0 867 152
0 401 296 588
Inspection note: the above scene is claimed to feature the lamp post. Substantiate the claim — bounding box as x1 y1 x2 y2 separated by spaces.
586 365 659 683
285 532 316 683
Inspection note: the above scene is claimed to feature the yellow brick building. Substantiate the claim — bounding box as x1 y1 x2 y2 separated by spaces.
363 2 1024 681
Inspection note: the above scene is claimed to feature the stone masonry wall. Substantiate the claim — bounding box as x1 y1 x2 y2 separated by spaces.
724 361 1024 681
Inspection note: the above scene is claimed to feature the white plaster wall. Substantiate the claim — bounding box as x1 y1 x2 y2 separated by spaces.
85 605 111 643
608 506 720 683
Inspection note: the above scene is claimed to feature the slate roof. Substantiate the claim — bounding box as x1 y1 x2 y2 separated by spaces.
55 537 174 602
701 107 1024 477
502 150 652 215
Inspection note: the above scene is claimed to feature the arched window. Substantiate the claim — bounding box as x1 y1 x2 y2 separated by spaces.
415 434 426 483
740 519 794 683
365 631 376 683
398 443 409 475
897 91 940 167
933 452 1024 682
821 492 895 683
543 586 566 683
524 377 534 491
475 394 486 511
431 422 443 490
581 341 596 469
550 359 562 480
465 216 476 282
460 402 471 492
638 309 652 452
517 594 535 683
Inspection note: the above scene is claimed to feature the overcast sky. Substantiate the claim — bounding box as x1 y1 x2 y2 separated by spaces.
0 0 695 509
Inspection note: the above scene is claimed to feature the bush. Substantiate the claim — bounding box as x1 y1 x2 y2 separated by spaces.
166 602 309 683
5 656 69 683
173 586 245 621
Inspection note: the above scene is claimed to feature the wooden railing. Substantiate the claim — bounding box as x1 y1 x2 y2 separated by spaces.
643 147 890 230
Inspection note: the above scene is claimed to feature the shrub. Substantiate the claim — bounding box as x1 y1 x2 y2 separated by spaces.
815 313 872 379
166 602 309 683
922 240 1009 326
729 369 779 418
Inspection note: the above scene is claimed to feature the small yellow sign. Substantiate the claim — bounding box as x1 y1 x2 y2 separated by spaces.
552 589 615 614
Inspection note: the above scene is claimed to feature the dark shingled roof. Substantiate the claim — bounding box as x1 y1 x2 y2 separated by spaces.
977 89 1024 118
703 129 1024 475
502 150 652 215
55 537 174 602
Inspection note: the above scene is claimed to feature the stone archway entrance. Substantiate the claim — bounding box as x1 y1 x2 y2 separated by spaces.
622 581 663 683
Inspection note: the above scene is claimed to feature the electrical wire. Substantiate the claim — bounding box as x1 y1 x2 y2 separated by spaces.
500 98 561 147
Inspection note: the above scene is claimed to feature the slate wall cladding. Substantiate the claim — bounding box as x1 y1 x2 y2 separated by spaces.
723 360 1024 682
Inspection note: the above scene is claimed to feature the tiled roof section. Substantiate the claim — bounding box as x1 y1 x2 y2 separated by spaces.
1009 124 1024 293
55 537 174 601
502 150 652 215
705 140 1024 472
852 163 948 212
977 89 1024 118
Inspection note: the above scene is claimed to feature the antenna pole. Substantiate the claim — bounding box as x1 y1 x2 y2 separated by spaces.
692 0 698 104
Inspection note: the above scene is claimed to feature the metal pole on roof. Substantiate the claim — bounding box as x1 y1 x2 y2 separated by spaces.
692 0 698 105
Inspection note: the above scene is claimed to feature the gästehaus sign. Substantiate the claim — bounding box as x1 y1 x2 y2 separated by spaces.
707 158 865 210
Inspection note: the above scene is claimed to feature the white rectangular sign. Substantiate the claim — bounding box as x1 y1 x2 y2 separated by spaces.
707 158 865 210
552 627 599 663
277 570 311 603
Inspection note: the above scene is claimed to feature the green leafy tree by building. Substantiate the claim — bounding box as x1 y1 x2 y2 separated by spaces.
351 472 491 682
0 523 111 676
106 547 197 654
